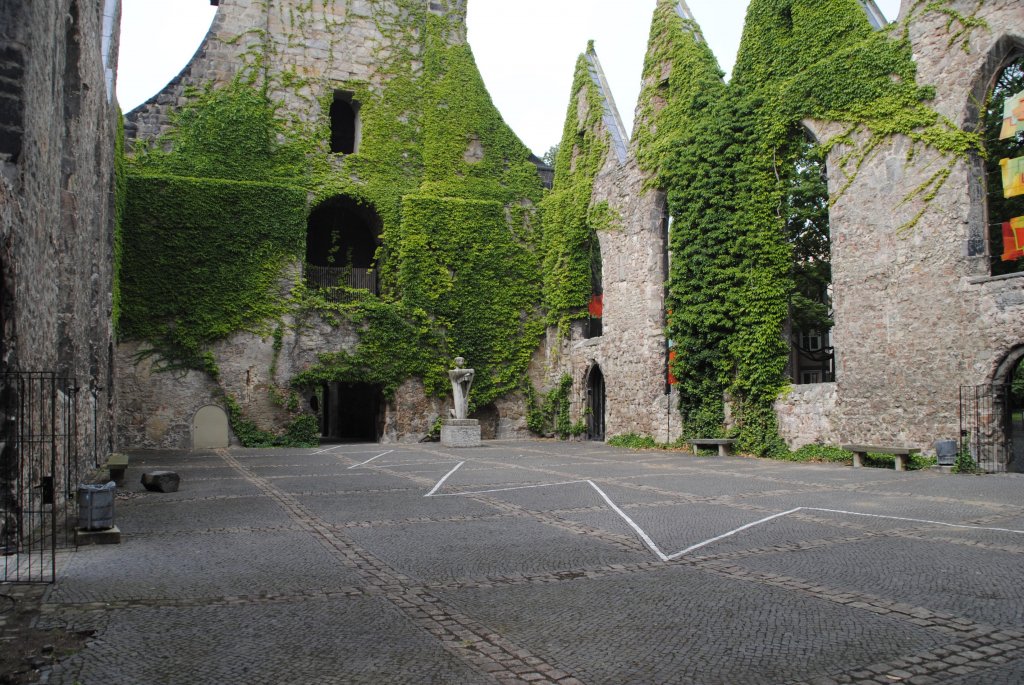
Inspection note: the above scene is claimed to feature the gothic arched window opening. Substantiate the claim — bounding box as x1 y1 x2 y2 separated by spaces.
985 54 1024 277
305 196 381 297
783 127 834 384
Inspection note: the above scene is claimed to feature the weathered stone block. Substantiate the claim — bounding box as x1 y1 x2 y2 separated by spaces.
441 419 481 448
141 471 181 493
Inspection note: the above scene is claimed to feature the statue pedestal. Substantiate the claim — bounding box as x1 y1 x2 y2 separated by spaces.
441 419 481 448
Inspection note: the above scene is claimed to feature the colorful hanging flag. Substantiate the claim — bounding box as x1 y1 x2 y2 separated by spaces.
668 350 678 386
999 89 1024 140
588 293 603 318
1000 157 1024 198
1002 216 1024 262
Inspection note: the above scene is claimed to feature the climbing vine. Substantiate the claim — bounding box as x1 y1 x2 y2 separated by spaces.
119 4 547 441
640 0 988 455
540 44 612 333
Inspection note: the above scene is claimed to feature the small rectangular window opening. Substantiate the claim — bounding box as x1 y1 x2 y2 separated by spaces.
330 90 360 155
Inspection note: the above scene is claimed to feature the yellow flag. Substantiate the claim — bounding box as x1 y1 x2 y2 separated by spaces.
999 90 1024 140
1000 157 1024 198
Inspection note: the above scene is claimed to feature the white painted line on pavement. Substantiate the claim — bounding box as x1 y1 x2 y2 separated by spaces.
588 481 669 562
425 461 465 497
347 450 394 470
422 471 1024 560
312 444 344 455
666 508 803 561
431 480 589 497
801 507 1024 535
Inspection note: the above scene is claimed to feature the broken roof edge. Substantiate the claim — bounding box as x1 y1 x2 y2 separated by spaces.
585 43 630 165
858 0 890 30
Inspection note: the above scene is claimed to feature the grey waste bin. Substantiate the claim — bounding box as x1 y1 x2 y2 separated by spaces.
77 481 116 530
934 439 958 466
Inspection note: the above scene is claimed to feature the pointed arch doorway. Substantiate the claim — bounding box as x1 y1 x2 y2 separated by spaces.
586 365 606 442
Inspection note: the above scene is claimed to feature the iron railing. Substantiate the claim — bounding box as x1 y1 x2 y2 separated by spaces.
305 264 378 300
959 383 1012 473
1 372 81 582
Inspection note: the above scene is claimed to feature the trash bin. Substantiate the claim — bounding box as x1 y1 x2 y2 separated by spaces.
77 481 116 530
934 439 958 466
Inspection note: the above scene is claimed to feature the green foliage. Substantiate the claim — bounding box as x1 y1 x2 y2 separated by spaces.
224 395 319 448
952 442 983 474
120 5 547 445
646 0 985 456
540 49 611 332
784 443 853 463
607 433 659 450
113 109 127 334
120 175 306 369
526 374 582 439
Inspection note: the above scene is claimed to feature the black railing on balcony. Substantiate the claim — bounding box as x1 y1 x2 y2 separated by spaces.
305 264 378 300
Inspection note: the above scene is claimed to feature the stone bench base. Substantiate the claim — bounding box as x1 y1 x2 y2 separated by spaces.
441 419 481 448
688 439 736 457
842 444 919 472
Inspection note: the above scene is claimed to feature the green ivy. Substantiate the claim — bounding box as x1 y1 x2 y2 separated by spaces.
641 0 986 456
526 374 585 439
120 5 547 443
540 45 612 333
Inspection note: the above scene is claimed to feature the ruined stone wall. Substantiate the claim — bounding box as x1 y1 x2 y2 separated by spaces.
823 0 1024 453
0 0 120 461
536 49 681 444
126 0 465 141
775 383 839 450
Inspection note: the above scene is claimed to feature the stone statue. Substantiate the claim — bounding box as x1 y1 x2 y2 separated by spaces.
448 357 474 420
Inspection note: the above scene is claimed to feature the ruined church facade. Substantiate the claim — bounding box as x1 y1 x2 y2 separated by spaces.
117 0 1024 473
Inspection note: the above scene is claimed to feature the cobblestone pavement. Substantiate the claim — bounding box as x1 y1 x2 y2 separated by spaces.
26 441 1024 684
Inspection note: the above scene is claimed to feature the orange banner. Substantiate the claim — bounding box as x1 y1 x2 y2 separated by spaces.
1000 157 1024 199
999 89 1024 140
588 294 603 318
1002 216 1024 262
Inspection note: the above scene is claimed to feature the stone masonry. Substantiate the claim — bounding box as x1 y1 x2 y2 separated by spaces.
0 0 121 458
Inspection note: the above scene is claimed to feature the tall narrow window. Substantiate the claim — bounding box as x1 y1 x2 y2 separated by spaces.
329 91 359 155
585 236 603 339
783 127 834 384
985 54 1024 277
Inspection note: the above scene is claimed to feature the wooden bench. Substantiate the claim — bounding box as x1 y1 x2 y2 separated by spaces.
104 453 129 486
688 439 736 457
841 444 919 472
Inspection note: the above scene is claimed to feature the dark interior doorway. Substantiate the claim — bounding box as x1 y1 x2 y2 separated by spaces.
1008 358 1024 472
586 365 606 442
320 382 383 443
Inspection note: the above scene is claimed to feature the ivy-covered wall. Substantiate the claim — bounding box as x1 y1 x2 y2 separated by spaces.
117 1 547 448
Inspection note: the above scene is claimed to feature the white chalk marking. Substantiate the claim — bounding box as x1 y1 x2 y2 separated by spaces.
422 472 1024 560
431 480 588 497
801 507 1024 535
425 462 464 497
588 481 669 561
665 508 803 560
347 450 394 470
312 444 344 455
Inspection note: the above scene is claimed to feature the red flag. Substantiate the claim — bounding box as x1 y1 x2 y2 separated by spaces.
1002 217 1024 262
588 294 603 318
668 350 678 385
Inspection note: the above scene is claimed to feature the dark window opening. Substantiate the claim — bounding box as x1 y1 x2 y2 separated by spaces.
305 195 381 296
586 365 606 442
783 127 834 384
984 54 1024 277
584 236 603 339
329 91 359 155
319 382 383 443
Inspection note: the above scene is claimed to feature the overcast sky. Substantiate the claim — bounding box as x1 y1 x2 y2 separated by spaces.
117 0 902 156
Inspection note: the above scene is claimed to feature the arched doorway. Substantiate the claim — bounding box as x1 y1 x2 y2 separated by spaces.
193 405 230 450
586 365 605 442
961 347 1024 473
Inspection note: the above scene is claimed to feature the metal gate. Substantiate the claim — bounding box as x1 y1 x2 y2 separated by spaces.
958 383 1012 473
1 372 81 582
